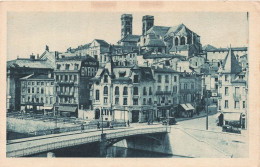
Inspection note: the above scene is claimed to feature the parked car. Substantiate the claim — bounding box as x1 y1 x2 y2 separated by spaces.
161 117 177 125
222 125 241 134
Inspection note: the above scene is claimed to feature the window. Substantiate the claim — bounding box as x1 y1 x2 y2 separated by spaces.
104 97 108 104
37 88 40 93
184 84 187 89
123 98 127 105
28 88 30 94
32 82 35 85
28 96 30 102
115 98 119 105
123 87 128 95
157 86 161 91
134 75 139 83
41 82 44 86
74 75 77 81
96 90 100 100
56 75 59 81
173 86 177 93
235 87 240 95
50 97 53 104
51 82 54 85
104 86 108 95
65 64 70 70
74 64 79 70
37 82 40 85
133 87 138 95
32 88 34 93
41 88 44 94
235 101 240 109
60 75 63 81
69 75 73 81
143 98 146 105
225 100 229 108
115 86 119 95
65 75 68 81
28 82 31 85
41 97 44 103
158 48 162 53
225 75 228 82
191 84 194 89
104 75 108 83
180 36 186 45
149 87 152 95
133 98 138 105
57 64 61 70
148 98 152 105
225 87 229 95
165 86 168 91
143 87 147 95
165 75 169 83
46 97 49 104
174 76 177 82
158 75 161 83
243 101 246 108
36 98 39 103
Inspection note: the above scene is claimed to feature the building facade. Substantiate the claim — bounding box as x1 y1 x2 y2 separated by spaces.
217 48 247 128
152 66 180 119
20 74 55 114
91 62 155 123
54 55 98 117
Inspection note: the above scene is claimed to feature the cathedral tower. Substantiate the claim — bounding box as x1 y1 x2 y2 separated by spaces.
121 14 133 39
142 15 154 35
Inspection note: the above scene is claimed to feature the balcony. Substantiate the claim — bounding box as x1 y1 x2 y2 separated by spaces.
155 91 172 95
57 91 74 97
233 93 241 100
56 80 75 85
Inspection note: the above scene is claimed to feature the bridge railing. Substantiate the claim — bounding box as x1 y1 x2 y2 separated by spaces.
106 126 170 139
7 126 170 157
7 134 101 157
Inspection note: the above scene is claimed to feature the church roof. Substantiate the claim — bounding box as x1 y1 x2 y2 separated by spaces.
202 44 217 51
144 38 165 47
218 48 242 74
94 39 109 47
146 26 171 37
120 34 140 42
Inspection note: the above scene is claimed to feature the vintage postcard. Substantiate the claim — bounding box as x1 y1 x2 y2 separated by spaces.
0 1 259 167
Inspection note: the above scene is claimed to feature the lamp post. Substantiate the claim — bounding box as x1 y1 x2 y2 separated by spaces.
101 108 104 134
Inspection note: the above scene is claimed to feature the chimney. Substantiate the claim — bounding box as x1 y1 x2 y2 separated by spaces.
55 51 59 59
46 45 49 52
30 53 35 60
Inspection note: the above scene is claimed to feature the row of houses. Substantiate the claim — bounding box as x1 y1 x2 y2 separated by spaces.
6 13 248 127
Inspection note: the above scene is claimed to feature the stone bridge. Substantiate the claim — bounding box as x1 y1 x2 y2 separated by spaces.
7 126 171 157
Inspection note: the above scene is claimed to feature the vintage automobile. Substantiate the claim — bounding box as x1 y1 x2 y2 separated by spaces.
161 117 177 125
222 125 241 134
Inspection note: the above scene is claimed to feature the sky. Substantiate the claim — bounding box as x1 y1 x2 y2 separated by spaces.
7 12 248 61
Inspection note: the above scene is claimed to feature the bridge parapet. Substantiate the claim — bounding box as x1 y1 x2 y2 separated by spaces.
7 126 170 157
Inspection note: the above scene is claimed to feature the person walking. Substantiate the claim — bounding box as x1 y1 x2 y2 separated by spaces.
97 121 100 129
127 120 130 127
81 124 84 132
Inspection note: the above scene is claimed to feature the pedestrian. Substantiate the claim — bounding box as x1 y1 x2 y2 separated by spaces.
127 120 130 127
81 124 84 132
97 121 100 129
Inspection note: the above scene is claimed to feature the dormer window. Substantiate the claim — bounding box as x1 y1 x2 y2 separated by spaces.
65 64 70 70
57 64 61 70
134 75 139 83
74 64 79 70
104 75 108 83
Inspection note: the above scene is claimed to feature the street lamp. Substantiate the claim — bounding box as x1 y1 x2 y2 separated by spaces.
101 108 104 134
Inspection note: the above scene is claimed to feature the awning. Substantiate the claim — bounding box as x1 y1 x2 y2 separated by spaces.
186 103 195 110
58 106 77 113
180 104 189 110
223 112 241 121
42 106 53 110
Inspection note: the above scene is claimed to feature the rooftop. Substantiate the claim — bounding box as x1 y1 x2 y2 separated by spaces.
7 58 53 69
